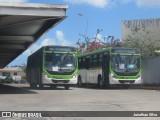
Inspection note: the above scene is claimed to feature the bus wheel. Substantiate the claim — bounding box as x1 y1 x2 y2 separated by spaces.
77 76 82 87
65 85 69 90
39 84 44 89
98 76 103 88
30 84 37 89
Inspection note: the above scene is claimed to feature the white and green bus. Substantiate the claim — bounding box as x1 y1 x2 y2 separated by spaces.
77 47 141 88
27 45 78 90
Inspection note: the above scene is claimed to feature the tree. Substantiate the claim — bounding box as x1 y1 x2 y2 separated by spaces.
123 28 160 58
21 63 26 72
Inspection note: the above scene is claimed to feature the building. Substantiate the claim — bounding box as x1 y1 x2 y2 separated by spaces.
122 18 160 42
0 67 25 83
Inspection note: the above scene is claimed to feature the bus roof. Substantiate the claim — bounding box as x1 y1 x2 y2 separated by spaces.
78 48 111 57
78 47 140 57
44 45 76 52
28 45 76 57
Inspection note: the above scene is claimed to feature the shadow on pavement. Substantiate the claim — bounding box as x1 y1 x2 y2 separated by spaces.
75 85 135 90
32 87 73 91
21 85 73 91
76 84 160 91
0 84 37 94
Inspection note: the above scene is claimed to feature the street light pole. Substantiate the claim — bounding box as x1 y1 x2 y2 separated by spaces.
78 13 88 38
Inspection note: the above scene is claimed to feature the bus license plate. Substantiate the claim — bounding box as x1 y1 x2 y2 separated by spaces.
125 82 130 84
57 82 63 84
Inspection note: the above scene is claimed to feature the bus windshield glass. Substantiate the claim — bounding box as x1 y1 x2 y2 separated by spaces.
111 54 140 76
45 53 76 74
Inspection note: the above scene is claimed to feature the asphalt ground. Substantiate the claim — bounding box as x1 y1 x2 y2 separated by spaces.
0 83 160 120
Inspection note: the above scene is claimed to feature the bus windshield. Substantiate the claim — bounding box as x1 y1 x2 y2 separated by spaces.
111 54 140 76
45 53 76 74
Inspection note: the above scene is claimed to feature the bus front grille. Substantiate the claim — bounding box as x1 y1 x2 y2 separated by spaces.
119 80 135 84
52 80 70 83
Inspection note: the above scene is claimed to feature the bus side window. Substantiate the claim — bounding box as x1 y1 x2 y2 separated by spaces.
89 55 94 68
78 58 82 69
93 54 97 68
83 58 86 69
85 56 90 69
98 54 102 66
80 57 85 69
96 54 100 67
83 57 86 69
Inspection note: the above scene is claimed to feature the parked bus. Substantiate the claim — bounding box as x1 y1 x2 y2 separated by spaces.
27 45 78 90
77 47 141 88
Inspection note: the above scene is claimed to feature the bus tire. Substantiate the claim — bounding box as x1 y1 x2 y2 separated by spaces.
39 84 44 89
98 76 103 88
77 76 82 87
30 83 37 89
65 85 69 90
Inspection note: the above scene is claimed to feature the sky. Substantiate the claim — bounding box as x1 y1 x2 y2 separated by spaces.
1 0 160 66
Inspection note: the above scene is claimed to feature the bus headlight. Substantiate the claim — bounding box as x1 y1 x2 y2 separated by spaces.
72 74 77 79
44 74 49 79
43 73 47 77
44 74 47 77
111 73 116 78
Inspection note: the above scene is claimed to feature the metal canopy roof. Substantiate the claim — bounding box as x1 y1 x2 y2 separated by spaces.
0 3 68 68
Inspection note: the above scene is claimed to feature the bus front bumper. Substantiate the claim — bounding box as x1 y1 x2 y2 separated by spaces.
109 75 141 84
42 74 77 85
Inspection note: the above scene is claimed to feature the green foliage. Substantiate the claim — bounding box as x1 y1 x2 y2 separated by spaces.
123 28 160 58
21 63 27 73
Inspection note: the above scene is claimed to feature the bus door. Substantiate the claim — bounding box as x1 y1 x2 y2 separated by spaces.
102 53 109 86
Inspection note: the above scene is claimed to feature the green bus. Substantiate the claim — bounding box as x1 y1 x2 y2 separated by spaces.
77 47 141 88
27 45 78 90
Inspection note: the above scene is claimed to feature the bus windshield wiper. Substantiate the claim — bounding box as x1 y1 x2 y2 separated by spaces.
64 52 69 60
58 52 70 71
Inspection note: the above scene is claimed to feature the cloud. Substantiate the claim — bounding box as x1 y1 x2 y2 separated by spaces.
23 38 54 56
94 34 104 41
0 0 27 3
65 0 110 8
136 0 160 7
116 0 160 8
23 30 72 56
41 38 55 46
55 30 72 46
9 38 55 65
